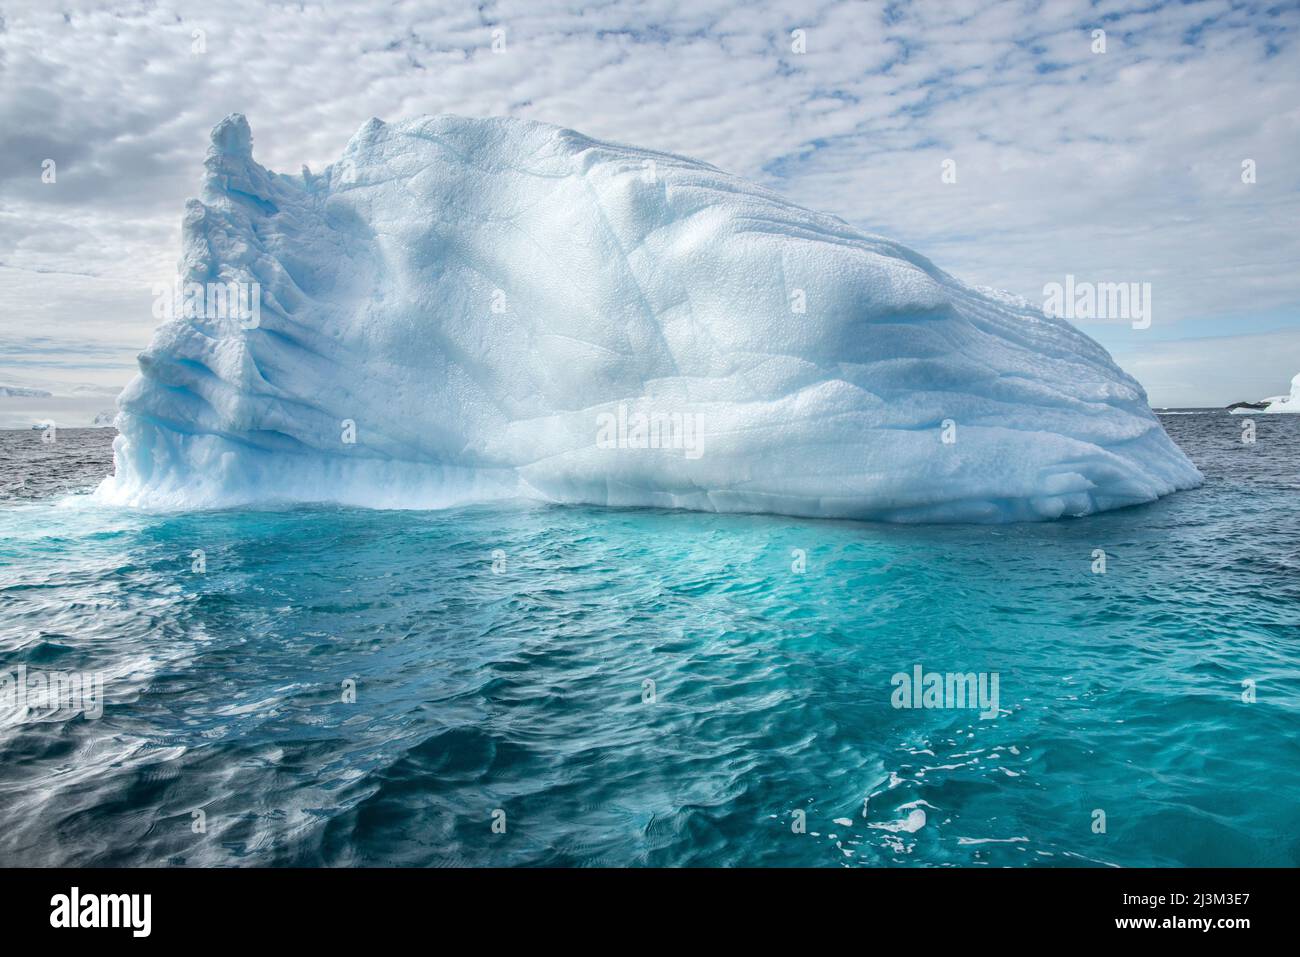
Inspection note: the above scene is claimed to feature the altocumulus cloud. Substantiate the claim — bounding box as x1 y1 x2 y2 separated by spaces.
0 0 1297 405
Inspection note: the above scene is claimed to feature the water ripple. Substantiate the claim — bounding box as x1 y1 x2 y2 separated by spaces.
0 417 1298 866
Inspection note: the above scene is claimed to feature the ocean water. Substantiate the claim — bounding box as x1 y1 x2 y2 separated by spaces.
0 415 1297 868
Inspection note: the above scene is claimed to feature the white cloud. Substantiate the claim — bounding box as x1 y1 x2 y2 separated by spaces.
0 0 1297 407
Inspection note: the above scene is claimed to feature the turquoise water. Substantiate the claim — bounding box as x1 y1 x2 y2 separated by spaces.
0 415 1297 867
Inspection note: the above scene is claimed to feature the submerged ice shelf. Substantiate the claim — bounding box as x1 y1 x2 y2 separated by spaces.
98 113 1202 522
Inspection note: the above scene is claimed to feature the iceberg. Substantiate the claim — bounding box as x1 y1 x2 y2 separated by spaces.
1228 373 1300 414
97 114 1202 522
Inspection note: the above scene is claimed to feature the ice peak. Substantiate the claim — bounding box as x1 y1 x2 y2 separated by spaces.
209 113 253 157
202 113 277 211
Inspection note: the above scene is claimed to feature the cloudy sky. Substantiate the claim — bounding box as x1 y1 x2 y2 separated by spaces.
1 0 1297 421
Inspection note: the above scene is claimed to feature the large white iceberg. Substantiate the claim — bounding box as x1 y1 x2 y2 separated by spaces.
98 114 1202 522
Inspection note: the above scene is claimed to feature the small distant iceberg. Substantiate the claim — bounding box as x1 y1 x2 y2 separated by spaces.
1228 373 1300 414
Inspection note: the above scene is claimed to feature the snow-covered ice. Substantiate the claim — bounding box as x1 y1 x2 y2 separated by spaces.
98 114 1202 521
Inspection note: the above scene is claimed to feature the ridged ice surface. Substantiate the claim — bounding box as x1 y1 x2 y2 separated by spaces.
99 114 1201 521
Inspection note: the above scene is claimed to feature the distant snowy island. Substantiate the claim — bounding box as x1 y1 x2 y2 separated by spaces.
0 381 121 430
1228 373 1300 414
97 113 1202 522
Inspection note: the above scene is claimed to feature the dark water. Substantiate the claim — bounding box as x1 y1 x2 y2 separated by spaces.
0 416 1297 867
